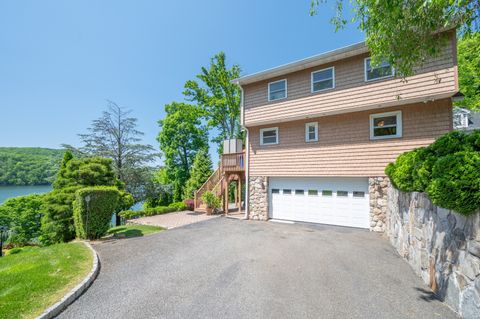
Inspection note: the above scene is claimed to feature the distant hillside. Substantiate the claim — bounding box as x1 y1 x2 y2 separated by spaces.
0 147 65 186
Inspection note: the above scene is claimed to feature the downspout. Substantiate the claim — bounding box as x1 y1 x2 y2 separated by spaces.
239 85 250 220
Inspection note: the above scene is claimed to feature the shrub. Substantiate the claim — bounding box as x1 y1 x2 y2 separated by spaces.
201 191 221 209
184 199 194 211
168 201 187 211
426 151 480 215
73 186 120 239
386 130 480 216
7 247 22 255
118 206 179 220
0 194 45 247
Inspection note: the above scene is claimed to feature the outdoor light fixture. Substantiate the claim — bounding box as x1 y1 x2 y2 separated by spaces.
0 226 8 257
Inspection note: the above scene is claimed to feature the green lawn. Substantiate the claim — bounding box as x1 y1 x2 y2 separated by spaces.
107 224 164 238
0 242 92 319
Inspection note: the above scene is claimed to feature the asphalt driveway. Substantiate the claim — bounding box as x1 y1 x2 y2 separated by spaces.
59 218 458 319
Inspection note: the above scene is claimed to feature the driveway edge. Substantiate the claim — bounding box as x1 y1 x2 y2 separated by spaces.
35 241 100 319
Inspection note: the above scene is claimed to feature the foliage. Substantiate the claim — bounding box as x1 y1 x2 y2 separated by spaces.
310 0 480 76
157 102 208 201
386 130 480 215
40 153 126 245
184 199 194 211
184 149 213 199
0 194 45 247
168 201 188 211
0 147 64 186
0 242 92 319
184 52 242 153
456 32 480 111
73 187 120 240
6 247 22 255
107 224 163 238
143 168 173 208
201 191 221 209
118 205 179 219
63 100 159 201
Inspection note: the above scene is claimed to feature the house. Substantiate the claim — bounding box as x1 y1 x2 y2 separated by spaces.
453 106 480 130
229 30 458 232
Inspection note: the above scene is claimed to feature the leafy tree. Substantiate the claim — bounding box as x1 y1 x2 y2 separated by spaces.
310 0 480 76
184 149 214 199
40 152 125 245
143 168 173 208
456 32 480 110
63 100 159 200
184 52 242 153
157 102 208 201
0 147 64 185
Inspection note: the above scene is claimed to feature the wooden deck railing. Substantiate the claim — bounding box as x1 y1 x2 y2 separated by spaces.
221 151 245 172
194 167 221 210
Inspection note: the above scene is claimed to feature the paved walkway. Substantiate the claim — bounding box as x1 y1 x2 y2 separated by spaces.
59 218 458 319
128 210 219 229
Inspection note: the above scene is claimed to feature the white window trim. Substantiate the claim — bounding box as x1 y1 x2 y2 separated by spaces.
369 111 402 140
305 122 319 142
260 127 279 145
364 57 394 82
268 79 287 102
311 67 335 93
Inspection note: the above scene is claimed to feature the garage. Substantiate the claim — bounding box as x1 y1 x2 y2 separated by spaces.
268 177 370 228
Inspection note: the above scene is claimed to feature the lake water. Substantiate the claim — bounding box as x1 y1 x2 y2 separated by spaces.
0 185 53 204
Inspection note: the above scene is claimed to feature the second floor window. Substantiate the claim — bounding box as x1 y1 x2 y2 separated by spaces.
260 127 279 145
268 79 287 101
370 111 402 140
311 67 334 92
305 122 318 142
365 58 394 81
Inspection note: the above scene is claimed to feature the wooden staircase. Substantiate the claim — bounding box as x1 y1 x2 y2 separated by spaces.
194 151 245 213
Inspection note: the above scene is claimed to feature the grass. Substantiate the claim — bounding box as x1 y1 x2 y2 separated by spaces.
106 224 164 238
0 242 92 319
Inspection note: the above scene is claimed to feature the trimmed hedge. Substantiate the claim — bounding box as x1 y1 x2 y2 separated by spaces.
73 186 119 239
118 202 187 220
386 130 480 216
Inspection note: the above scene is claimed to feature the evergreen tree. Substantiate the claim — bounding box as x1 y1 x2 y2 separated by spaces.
184 150 213 199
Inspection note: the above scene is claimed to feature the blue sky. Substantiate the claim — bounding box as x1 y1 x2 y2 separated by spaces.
0 0 363 157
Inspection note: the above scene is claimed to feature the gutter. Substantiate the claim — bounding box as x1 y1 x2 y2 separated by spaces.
238 85 249 219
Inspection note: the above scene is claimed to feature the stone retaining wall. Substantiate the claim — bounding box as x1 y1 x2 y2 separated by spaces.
387 186 480 318
248 176 268 220
369 177 389 232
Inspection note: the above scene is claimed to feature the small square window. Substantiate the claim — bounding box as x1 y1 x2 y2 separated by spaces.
268 79 287 101
337 191 348 197
305 122 318 142
308 190 318 196
370 111 402 140
283 189 292 195
322 190 333 196
272 189 280 194
365 58 394 81
312 67 335 92
260 127 279 145
295 189 304 195
353 191 365 198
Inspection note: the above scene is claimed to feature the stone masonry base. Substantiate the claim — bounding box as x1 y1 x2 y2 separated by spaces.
248 176 268 220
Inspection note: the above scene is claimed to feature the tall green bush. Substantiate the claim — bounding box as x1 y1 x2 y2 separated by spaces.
386 130 480 216
0 194 44 247
73 186 119 239
184 149 213 199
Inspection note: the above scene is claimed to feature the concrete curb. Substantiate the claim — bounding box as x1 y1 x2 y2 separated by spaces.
36 241 100 319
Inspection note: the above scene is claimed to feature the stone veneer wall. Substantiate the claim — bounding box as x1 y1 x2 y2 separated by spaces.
387 186 480 318
248 176 268 220
369 177 389 232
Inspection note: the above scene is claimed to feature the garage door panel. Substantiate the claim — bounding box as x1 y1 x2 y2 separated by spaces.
269 177 369 228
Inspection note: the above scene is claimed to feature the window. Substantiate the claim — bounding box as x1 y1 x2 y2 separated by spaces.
365 58 394 81
268 79 287 101
305 122 318 142
322 190 333 196
353 191 365 198
260 127 279 145
311 67 335 92
337 191 348 197
272 189 280 194
308 190 318 196
295 189 304 195
283 189 292 195
370 111 402 140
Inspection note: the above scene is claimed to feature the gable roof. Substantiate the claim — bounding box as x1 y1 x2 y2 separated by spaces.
233 41 368 86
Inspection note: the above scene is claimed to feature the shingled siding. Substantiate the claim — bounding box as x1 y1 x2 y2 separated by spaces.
243 32 457 127
248 99 452 177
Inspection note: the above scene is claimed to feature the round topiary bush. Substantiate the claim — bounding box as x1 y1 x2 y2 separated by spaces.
426 151 480 216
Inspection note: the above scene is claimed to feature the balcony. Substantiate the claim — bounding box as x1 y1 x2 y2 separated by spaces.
221 151 245 173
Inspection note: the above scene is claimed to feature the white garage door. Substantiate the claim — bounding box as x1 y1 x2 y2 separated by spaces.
269 177 369 228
